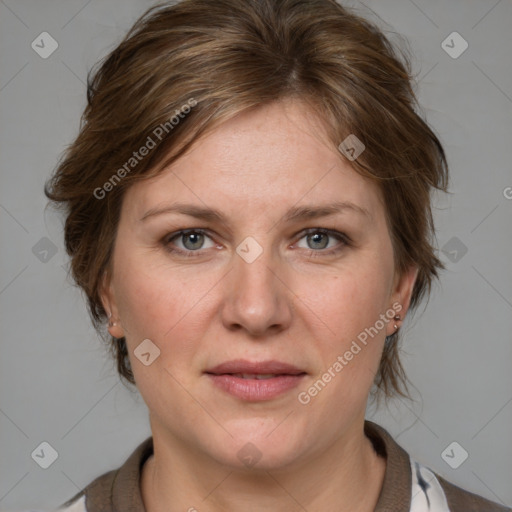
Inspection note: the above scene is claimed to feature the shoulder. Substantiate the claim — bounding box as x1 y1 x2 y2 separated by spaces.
57 468 117 511
365 420 511 512
57 492 87 511
410 459 511 512
57 436 153 512
437 472 511 512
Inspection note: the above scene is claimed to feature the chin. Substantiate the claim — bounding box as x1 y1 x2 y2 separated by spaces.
198 417 308 471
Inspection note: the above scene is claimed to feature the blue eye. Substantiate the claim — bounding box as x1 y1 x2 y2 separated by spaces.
164 229 214 256
296 228 351 257
162 228 350 258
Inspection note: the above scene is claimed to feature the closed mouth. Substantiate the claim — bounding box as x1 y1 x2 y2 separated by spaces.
205 359 306 377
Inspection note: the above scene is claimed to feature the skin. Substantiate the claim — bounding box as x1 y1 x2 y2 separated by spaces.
101 97 418 512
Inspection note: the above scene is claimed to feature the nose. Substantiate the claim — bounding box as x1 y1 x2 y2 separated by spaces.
221 239 293 338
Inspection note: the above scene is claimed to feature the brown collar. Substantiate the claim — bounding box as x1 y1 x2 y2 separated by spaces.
84 420 412 511
365 420 412 511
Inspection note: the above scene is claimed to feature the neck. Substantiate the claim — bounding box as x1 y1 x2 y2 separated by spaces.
141 418 386 512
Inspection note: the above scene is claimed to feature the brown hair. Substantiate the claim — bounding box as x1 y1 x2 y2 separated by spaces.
45 0 449 399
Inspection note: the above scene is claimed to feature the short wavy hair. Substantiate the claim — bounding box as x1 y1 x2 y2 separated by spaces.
45 0 449 399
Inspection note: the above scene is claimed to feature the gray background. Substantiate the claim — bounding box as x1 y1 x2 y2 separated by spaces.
0 0 511 510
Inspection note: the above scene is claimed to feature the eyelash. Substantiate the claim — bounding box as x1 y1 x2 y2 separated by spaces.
161 228 352 259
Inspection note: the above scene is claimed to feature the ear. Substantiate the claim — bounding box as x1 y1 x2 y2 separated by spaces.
99 270 125 339
386 265 419 337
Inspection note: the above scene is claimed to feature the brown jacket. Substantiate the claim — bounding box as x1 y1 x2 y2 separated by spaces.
59 421 511 511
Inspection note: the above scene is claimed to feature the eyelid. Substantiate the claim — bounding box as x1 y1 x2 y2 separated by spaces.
163 228 217 252
162 227 351 257
298 227 351 245
293 228 351 257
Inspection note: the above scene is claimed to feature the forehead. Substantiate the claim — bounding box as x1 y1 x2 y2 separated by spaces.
122 99 385 224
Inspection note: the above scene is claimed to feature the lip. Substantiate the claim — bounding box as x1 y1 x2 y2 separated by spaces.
205 359 307 401
206 359 305 375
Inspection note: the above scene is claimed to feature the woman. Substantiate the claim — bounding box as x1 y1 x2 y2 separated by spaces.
45 0 510 510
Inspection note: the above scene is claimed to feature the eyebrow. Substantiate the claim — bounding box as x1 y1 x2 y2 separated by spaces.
140 200 372 224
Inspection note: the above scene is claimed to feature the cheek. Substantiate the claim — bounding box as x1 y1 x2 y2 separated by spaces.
113 248 190 329
311 260 393 336
303 256 393 388
112 254 218 368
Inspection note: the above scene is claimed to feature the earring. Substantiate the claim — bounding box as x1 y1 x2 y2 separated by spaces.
108 312 116 327
393 314 401 332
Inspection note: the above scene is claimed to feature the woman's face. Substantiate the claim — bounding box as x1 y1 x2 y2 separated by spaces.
102 98 417 470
